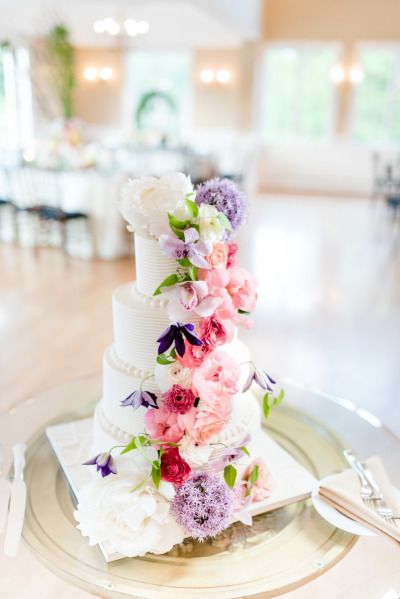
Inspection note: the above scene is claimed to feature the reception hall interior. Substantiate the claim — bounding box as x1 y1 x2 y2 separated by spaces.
0 1 399 598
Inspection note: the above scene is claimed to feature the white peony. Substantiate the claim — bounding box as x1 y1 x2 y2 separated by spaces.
119 172 193 238
154 361 193 393
74 455 185 557
197 204 225 241
179 434 213 468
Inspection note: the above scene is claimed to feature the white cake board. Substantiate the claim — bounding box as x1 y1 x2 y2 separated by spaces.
46 418 316 562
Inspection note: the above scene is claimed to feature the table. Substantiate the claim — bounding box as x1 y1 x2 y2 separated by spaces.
0 376 399 599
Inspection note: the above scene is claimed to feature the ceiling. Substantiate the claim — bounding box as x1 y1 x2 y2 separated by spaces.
0 0 261 48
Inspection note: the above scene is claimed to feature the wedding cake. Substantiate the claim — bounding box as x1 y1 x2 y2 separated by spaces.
74 173 284 558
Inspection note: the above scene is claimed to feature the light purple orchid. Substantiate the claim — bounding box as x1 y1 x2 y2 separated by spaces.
83 452 117 477
208 447 243 472
242 367 276 393
161 279 222 321
121 389 158 410
159 228 212 269
157 322 203 357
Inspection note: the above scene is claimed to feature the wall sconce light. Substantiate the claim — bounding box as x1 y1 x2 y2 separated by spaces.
83 66 114 82
330 66 345 84
199 67 232 86
349 66 364 84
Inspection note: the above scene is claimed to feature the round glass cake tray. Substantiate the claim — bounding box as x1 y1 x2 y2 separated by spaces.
18 381 359 599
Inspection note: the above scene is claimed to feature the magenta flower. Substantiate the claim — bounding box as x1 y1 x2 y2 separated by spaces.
242 367 276 393
157 322 202 358
163 384 196 414
121 389 158 409
171 472 233 540
159 228 212 269
83 452 117 477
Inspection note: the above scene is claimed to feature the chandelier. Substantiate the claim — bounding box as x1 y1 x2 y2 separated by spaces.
93 18 149 38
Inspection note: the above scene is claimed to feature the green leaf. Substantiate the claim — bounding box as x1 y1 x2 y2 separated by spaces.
238 309 251 315
168 212 191 230
137 434 149 447
188 265 198 281
223 464 237 489
272 389 285 407
217 212 233 232
177 258 192 267
263 393 270 419
249 464 259 485
121 436 137 455
170 347 177 359
185 198 199 218
240 446 250 457
152 459 160 470
153 273 180 296
151 464 161 489
157 353 175 365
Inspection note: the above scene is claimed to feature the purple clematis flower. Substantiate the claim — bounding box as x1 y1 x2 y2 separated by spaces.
159 227 212 269
242 366 276 393
121 389 158 409
157 322 202 357
83 452 117 477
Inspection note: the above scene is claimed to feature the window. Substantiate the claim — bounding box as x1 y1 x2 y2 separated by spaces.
123 51 191 144
0 44 34 160
261 45 338 142
352 45 400 144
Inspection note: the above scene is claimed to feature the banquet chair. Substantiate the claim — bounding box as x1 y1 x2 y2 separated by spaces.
0 166 19 242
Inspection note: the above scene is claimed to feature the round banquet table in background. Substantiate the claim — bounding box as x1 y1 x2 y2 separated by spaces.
0 376 399 599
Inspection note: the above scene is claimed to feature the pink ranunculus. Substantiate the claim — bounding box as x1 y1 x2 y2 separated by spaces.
192 350 240 404
160 447 191 485
199 267 230 294
206 242 229 269
226 266 258 313
144 406 184 443
199 315 234 347
243 458 272 502
226 242 238 268
177 339 212 368
162 385 197 415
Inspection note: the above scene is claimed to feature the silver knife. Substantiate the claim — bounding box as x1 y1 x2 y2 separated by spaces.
0 443 11 533
3 444 26 557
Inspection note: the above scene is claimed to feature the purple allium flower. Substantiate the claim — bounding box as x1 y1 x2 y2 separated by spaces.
195 178 247 232
157 322 203 358
242 366 276 393
159 228 212 269
83 452 117 477
121 389 158 409
171 472 233 540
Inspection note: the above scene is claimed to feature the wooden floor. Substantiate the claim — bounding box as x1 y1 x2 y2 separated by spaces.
1 194 399 434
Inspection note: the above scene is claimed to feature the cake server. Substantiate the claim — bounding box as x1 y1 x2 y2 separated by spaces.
0 442 11 533
3 443 26 556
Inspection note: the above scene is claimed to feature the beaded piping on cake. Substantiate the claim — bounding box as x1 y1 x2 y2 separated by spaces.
96 392 260 451
108 346 153 378
131 283 169 309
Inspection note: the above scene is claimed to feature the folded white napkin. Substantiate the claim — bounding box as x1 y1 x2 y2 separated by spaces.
319 456 400 542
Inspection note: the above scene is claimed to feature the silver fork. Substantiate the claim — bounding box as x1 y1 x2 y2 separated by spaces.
361 463 399 527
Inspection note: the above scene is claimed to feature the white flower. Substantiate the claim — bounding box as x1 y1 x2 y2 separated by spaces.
154 361 192 392
119 172 193 238
74 455 185 557
197 204 225 242
179 434 213 468
161 280 222 321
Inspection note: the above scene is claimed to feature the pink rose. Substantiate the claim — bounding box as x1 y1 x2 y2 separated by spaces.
227 266 258 313
177 339 212 368
160 447 191 485
163 385 197 415
243 458 272 502
192 350 240 403
206 242 229 269
178 404 229 445
144 406 184 443
226 242 238 268
199 315 234 347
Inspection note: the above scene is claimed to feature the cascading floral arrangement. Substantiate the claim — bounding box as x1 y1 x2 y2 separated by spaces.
76 175 284 556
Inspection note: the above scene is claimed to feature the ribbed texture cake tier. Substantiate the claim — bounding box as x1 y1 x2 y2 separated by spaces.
135 234 177 297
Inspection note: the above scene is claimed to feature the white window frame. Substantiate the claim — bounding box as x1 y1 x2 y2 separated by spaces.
257 41 343 145
350 41 400 148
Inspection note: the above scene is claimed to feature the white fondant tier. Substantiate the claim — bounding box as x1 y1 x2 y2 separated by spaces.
135 234 177 297
113 283 171 372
